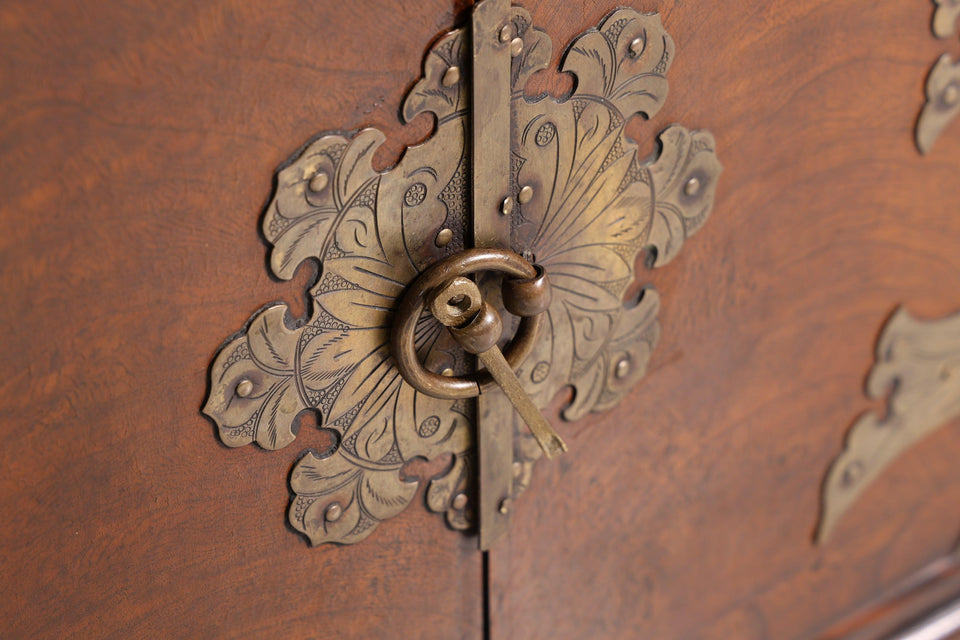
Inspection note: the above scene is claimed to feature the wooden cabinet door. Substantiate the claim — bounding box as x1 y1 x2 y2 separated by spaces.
2 1 960 639
486 2 960 639
0 1 484 638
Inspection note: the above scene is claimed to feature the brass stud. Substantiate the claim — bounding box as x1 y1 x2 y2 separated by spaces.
628 37 645 57
841 462 864 488
512 461 523 477
435 228 453 247
498 498 512 515
325 503 343 522
452 493 468 510
944 83 960 107
235 379 254 398
442 65 460 88
510 37 523 57
499 24 513 43
440 367 454 377
517 185 534 204
308 170 329 193
684 176 701 197
615 358 630 379
500 196 515 216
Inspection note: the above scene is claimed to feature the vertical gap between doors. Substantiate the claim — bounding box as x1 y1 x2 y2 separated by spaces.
483 550 492 640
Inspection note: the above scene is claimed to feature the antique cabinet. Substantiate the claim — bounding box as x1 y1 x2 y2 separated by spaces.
2 1 960 638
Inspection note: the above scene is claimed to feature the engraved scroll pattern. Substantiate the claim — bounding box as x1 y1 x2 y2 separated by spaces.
203 8 721 546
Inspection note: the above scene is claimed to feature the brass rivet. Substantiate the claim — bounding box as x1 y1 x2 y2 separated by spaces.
684 176 701 197
629 37 645 57
498 498 512 515
325 503 343 522
435 228 453 247
512 461 523 477
499 24 513 43
510 37 523 57
452 493 468 510
615 358 630 379
440 367 454 377
500 196 515 216
518 185 534 204
841 462 864 488
442 65 460 87
944 83 960 107
236 379 254 398
308 171 329 193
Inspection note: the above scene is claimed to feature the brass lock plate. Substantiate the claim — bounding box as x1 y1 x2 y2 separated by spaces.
202 1 721 548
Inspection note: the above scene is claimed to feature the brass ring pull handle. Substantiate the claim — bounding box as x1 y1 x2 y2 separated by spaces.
201 0 721 547
392 248 542 399
391 248 567 457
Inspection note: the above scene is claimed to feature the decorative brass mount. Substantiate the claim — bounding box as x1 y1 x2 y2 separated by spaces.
917 0 960 153
203 1 721 549
818 307 960 542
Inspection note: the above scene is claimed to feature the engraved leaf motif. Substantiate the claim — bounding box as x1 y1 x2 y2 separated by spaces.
289 449 417 546
203 305 308 451
564 289 661 421
402 29 467 123
505 8 719 422
263 130 382 280
562 9 674 119
508 6 553 91
206 27 475 544
648 126 723 266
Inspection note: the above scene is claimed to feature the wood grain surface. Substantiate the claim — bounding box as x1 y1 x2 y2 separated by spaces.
0 1 481 638
1 0 959 639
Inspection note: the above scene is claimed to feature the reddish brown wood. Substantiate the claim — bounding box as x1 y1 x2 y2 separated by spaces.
814 554 960 640
0 1 483 638
2 0 960 639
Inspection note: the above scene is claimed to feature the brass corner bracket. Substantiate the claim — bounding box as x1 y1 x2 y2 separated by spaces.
203 1 721 549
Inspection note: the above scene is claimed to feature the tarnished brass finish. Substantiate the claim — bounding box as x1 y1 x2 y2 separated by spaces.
471 0 518 549
917 1 960 153
409 259 567 458
817 308 960 542
203 1 721 547
934 0 960 39
918 55 960 154
391 248 542 399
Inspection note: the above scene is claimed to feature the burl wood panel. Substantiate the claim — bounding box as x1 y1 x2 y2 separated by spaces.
489 1 960 639
0 1 481 638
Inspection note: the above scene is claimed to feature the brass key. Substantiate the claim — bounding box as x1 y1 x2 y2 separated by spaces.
428 276 568 458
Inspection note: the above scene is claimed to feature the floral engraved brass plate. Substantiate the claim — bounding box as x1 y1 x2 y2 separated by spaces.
203 5 720 547
818 308 960 542
933 0 960 39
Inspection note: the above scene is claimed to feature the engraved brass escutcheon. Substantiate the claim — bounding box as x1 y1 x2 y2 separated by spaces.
203 1 721 548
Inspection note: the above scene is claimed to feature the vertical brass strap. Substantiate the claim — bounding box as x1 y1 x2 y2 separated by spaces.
471 0 514 550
